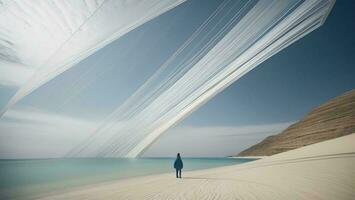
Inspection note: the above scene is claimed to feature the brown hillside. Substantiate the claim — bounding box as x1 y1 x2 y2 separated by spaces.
238 89 355 156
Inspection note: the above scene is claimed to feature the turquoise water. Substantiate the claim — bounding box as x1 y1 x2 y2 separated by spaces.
0 158 255 199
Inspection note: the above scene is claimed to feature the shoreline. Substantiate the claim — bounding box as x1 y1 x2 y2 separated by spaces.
228 156 267 159
0 157 249 200
38 133 355 200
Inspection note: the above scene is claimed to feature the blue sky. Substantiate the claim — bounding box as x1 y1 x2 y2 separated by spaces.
12 0 224 119
146 0 355 156
182 0 355 126
0 0 354 158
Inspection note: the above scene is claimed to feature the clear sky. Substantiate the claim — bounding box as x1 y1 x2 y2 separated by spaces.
0 0 354 158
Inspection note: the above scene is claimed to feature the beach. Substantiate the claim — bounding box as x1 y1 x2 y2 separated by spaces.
38 133 355 200
0 158 252 199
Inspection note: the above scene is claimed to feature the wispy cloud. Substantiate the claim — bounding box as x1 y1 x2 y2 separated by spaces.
0 105 293 159
0 106 97 158
0 61 34 87
144 122 294 157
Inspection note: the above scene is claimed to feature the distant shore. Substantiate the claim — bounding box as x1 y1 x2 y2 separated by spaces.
38 133 355 200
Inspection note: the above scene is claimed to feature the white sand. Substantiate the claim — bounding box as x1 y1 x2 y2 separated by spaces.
38 134 355 200
229 156 268 159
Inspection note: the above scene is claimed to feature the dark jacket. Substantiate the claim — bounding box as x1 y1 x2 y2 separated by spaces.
174 157 183 169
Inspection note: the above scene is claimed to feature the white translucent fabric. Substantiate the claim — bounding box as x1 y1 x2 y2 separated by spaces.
66 0 335 157
0 0 185 114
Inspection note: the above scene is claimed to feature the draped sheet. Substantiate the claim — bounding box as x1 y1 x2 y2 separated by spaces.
0 0 185 114
65 0 336 157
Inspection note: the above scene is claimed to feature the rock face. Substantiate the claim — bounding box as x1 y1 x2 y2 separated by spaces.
238 89 355 156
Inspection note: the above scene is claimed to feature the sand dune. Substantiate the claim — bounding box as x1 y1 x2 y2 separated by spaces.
38 134 355 200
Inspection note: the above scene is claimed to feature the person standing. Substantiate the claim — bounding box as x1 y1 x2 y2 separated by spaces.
174 153 183 178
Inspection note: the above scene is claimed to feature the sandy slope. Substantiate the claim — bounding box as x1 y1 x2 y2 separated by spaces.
238 89 355 156
38 134 355 200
